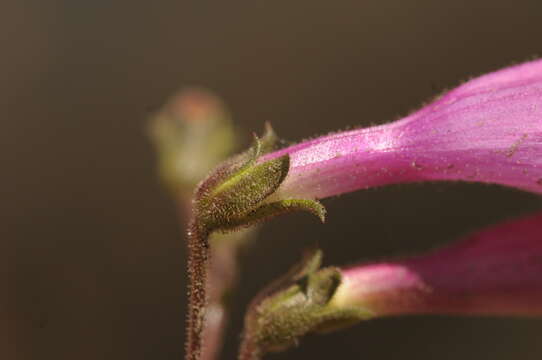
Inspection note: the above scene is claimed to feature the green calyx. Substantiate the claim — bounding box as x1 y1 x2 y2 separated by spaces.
193 124 326 234
241 250 372 356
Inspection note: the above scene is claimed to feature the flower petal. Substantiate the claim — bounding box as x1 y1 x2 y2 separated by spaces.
263 59 542 199
332 212 542 316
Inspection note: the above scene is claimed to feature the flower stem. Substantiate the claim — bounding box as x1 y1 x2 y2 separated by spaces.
185 220 210 360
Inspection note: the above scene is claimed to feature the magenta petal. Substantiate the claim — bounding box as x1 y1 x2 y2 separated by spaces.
332 212 542 316
263 59 542 199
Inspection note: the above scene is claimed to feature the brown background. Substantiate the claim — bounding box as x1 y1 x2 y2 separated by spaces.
7 1 542 359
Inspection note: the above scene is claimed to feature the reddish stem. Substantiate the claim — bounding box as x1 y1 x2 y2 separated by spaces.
185 221 210 360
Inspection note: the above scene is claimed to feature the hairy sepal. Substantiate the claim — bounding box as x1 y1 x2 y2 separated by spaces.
194 125 326 234
240 250 372 357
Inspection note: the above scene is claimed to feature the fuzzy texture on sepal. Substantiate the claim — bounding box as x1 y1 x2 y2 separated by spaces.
239 250 371 360
262 59 542 200
194 124 326 234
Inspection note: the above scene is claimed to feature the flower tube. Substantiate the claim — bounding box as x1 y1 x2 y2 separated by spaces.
332 212 542 316
262 59 542 200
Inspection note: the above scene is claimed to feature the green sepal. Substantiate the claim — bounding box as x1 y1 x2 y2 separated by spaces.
217 198 326 232
193 124 327 235
256 199 326 223
241 251 373 356
259 122 279 154
194 123 278 196
252 249 323 309
194 127 271 198
196 154 290 231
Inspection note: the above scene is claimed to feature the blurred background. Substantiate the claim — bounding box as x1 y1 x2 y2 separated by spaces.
7 1 542 359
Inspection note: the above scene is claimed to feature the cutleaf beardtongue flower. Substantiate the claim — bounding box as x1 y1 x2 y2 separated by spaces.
240 213 542 359
261 59 542 200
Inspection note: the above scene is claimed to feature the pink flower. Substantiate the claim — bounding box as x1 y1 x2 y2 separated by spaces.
332 212 542 316
263 59 542 200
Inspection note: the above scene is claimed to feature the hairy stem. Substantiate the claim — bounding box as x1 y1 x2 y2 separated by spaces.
185 220 210 360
